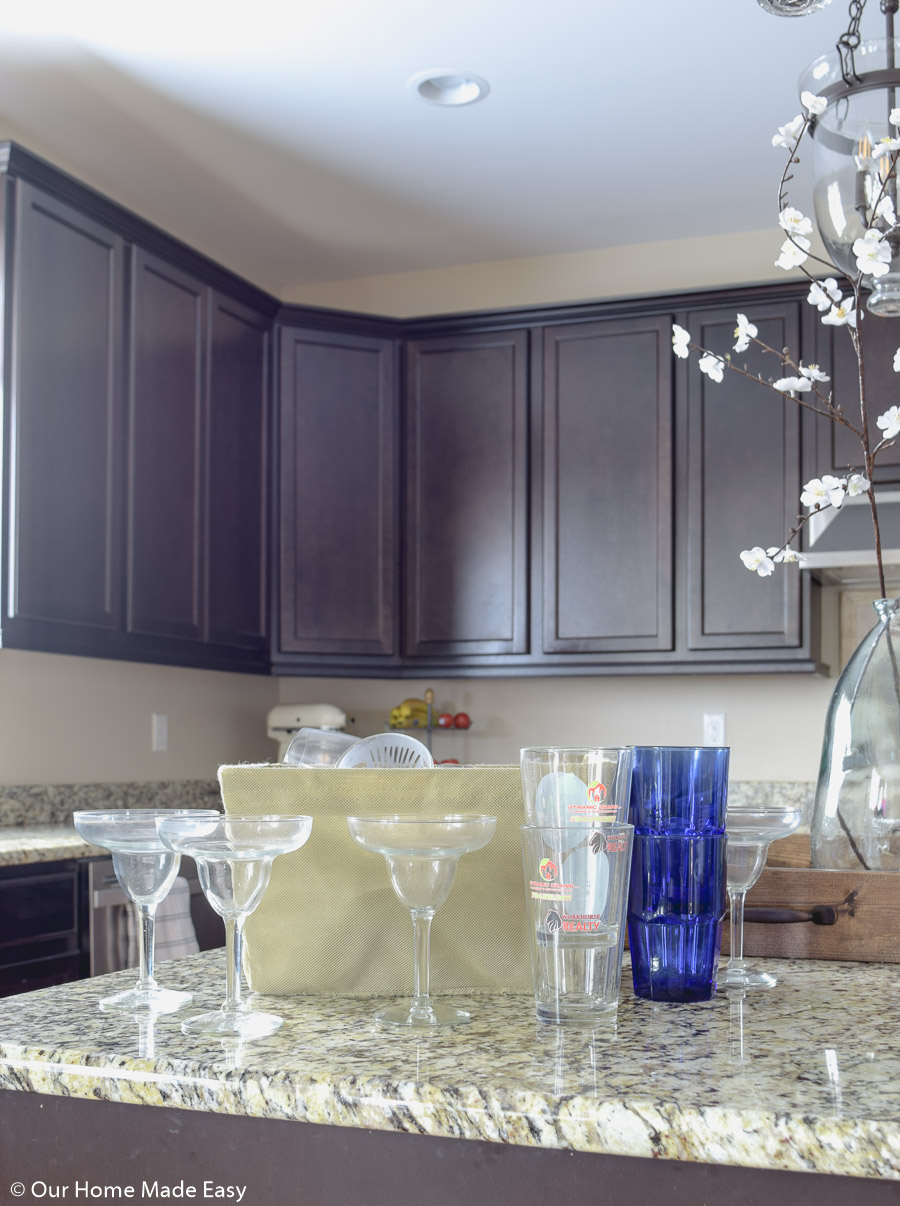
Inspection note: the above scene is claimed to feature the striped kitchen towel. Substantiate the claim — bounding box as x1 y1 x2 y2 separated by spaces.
127 875 200 965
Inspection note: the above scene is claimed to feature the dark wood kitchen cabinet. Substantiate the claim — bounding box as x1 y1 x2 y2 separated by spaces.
274 292 821 677
127 248 206 644
127 253 269 664
814 305 900 484
682 297 813 665
0 152 272 673
403 329 529 660
3 180 127 649
539 316 674 659
205 292 269 654
0 141 823 679
273 323 400 670
0 859 87 997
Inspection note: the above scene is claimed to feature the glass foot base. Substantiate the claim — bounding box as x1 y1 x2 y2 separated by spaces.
181 1009 283 1039
375 1001 471 1028
719 966 778 990
99 986 192 1014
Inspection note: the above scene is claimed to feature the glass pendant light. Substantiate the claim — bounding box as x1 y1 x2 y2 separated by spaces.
800 2 900 315
758 0 832 15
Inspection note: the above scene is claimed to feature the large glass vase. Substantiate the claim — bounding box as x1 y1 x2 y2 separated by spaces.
810 598 900 870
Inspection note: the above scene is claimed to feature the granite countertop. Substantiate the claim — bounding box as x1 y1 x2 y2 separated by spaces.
0 949 897 1180
0 824 104 865
0 780 222 865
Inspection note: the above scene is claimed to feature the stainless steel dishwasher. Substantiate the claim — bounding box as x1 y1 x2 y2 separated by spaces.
85 855 225 975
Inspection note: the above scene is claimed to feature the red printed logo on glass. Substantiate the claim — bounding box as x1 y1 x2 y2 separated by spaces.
539 858 559 882
587 780 607 804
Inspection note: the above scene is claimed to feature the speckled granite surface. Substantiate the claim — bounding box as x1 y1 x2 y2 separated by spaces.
0 781 222 865
727 781 815 816
0 780 220 827
0 824 104 864
0 948 896 1179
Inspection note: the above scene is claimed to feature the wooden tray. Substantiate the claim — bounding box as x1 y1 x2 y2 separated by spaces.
723 865 900 962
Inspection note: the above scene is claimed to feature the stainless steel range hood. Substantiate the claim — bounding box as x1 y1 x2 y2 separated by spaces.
802 490 900 587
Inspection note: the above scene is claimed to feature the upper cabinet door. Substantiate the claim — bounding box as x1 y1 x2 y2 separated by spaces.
6 181 125 637
816 307 900 484
126 249 205 642
685 301 803 652
277 326 398 659
404 330 529 658
206 293 269 651
541 317 674 654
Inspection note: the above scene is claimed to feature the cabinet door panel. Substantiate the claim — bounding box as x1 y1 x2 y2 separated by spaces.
278 328 397 657
816 307 900 483
206 294 268 650
686 303 802 650
127 250 205 641
405 331 529 657
7 181 124 631
542 318 673 653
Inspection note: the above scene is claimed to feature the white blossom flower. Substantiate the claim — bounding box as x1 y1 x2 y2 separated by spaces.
698 353 725 383
873 137 900 158
773 376 813 395
775 236 811 270
853 231 892 277
733 313 758 353
822 301 857 327
799 363 830 383
772 115 804 149
876 195 898 227
768 546 808 565
846 472 871 496
801 91 827 117
807 278 842 312
894 348 900 372
801 475 847 510
877 405 900 440
740 547 776 577
672 324 691 359
778 207 813 237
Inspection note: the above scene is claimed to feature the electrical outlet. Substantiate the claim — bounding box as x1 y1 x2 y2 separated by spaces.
703 712 726 746
151 712 169 752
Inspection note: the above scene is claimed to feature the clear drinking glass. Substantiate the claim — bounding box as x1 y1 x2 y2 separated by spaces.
157 814 313 1039
720 804 803 990
72 808 220 1013
346 814 497 1027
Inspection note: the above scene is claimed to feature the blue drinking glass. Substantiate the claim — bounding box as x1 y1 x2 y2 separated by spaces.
628 746 729 836
627 833 727 1003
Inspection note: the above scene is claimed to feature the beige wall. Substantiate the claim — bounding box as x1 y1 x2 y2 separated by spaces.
0 644 839 786
278 669 837 784
0 648 277 785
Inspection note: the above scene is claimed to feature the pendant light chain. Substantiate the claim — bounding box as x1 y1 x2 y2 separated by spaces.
839 0 867 84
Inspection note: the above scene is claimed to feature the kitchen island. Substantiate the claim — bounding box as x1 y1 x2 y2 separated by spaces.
0 950 897 1205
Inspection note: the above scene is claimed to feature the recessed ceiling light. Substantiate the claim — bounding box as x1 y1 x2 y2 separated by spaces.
407 70 490 107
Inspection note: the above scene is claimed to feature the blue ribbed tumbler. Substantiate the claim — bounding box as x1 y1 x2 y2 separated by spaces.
627 834 727 1002
627 747 729 1003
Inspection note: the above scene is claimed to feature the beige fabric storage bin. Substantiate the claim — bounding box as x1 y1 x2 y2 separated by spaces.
218 763 532 996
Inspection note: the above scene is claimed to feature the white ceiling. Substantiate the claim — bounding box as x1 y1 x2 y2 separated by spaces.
0 0 857 297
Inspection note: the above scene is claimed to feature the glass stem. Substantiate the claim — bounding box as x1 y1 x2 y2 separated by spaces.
135 902 159 991
224 916 245 1015
728 887 747 971
410 908 435 1016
